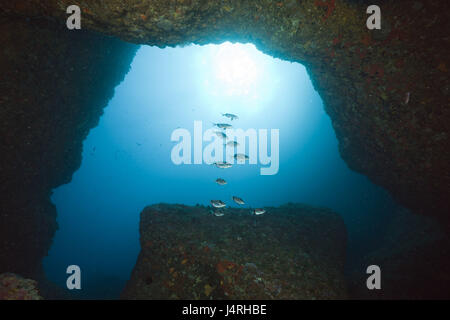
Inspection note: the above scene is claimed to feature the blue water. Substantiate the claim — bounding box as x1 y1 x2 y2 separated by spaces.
43 43 397 298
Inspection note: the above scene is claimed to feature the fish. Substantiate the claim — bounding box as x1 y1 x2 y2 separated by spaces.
213 123 233 129
405 92 411 104
213 162 232 169
215 131 227 139
222 113 239 121
211 200 226 208
210 209 225 217
232 196 245 205
225 141 239 147
234 153 249 161
215 178 227 185
252 208 266 215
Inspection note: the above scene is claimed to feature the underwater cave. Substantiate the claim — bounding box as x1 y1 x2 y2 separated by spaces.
42 42 398 299
0 0 449 301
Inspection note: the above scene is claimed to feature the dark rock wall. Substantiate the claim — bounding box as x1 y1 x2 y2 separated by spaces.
349 207 450 299
0 15 138 276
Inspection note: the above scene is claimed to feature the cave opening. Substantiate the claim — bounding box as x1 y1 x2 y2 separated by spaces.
42 42 398 299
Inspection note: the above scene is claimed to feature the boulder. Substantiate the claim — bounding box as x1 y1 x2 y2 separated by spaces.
122 203 347 299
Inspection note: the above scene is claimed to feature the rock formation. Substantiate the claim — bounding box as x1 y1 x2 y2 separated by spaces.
0 15 138 276
0 0 448 287
0 273 42 300
122 203 347 299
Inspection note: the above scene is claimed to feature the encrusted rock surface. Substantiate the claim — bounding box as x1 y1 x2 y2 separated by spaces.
0 15 138 276
122 203 347 299
0 273 42 300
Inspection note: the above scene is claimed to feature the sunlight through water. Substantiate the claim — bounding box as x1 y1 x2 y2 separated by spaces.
199 42 278 112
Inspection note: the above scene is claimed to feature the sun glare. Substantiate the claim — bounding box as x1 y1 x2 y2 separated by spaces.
205 42 263 97
213 42 260 96
196 41 279 114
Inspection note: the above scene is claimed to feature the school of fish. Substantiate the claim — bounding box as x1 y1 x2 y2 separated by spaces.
209 112 266 217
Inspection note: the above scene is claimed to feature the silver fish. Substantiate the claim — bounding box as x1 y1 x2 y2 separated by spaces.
215 131 227 139
232 196 245 205
209 209 225 217
405 92 411 105
216 178 227 185
253 208 266 215
211 200 226 208
213 162 232 169
225 141 239 147
222 113 239 121
234 153 249 161
213 123 233 129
